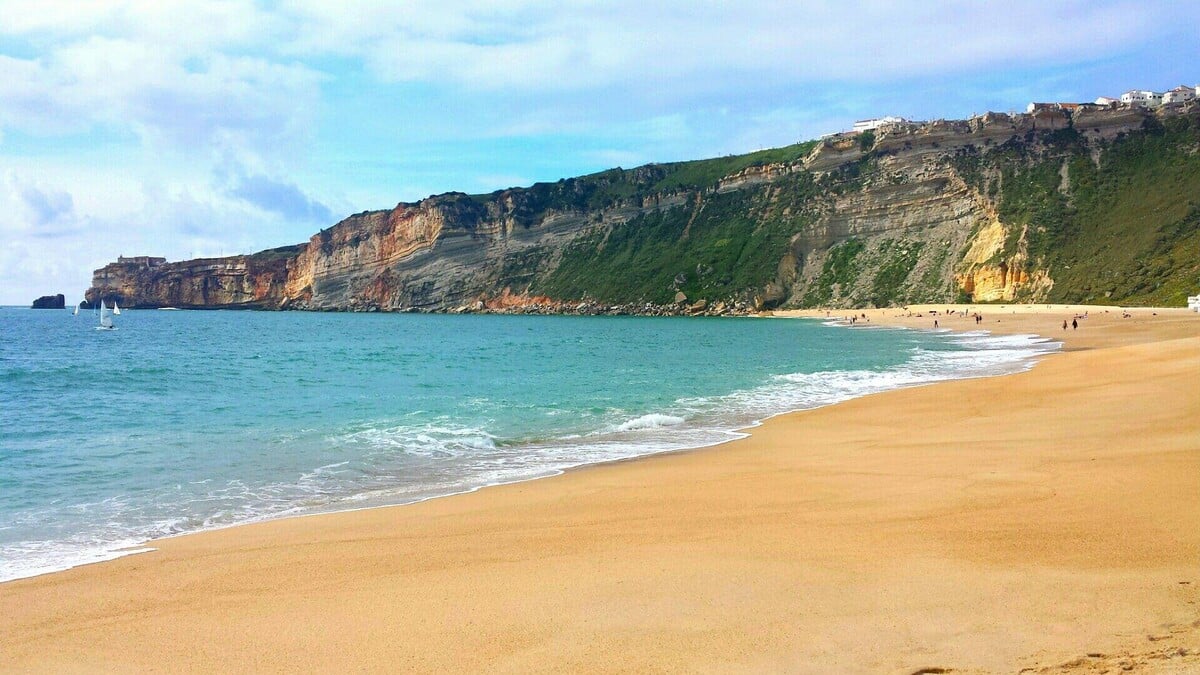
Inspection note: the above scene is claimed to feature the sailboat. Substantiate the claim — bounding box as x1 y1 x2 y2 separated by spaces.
72 302 79 316
113 300 121 315
97 302 116 330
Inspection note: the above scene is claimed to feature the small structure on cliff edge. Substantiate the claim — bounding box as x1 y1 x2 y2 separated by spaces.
852 116 908 133
31 294 66 309
117 255 166 268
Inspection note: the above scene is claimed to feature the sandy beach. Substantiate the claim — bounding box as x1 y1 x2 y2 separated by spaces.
2 305 1198 673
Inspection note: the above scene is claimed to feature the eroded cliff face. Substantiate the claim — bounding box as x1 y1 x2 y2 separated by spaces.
782 111 1073 307
283 198 461 309
953 219 1052 302
86 104 1199 311
86 247 299 309
281 187 695 311
788 155 984 306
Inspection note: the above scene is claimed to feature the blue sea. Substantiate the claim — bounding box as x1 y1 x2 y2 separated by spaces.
0 308 1057 582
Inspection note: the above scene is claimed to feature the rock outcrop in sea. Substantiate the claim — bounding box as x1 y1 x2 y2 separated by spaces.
31 294 66 309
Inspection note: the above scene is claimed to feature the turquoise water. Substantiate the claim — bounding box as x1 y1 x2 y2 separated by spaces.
0 308 1057 581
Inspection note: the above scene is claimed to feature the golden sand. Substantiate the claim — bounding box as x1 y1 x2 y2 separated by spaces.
2 305 1197 673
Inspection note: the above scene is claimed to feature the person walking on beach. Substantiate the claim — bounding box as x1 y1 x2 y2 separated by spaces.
1072 318 1078 330
1063 319 1068 330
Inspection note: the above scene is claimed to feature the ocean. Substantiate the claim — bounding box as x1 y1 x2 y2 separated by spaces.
0 308 1057 582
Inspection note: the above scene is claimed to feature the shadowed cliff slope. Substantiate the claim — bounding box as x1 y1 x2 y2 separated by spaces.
87 104 1200 312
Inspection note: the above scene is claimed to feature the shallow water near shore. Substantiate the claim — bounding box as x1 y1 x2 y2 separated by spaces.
0 308 1057 581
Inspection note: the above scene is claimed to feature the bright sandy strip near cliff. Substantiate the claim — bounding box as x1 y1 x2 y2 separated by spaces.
2 307 1198 673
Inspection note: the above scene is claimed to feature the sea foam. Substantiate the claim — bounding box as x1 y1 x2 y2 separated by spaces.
614 413 686 432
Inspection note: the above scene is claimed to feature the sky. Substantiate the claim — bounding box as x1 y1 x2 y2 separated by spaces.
1 0 1197 304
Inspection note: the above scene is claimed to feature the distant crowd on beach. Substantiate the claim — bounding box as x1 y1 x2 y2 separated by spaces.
896 307 985 329
841 312 870 325
823 305 1149 332
828 307 988 328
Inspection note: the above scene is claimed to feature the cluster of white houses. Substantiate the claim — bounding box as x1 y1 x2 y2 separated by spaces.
824 85 1198 142
1021 86 1197 114
1059 85 1198 110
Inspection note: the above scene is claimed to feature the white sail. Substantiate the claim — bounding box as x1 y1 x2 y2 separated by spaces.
73 303 79 316
98 302 114 330
113 301 121 315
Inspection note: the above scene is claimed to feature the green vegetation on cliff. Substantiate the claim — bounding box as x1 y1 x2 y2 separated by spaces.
645 141 819 192
250 244 307 262
1048 116 1200 305
799 239 865 308
537 171 821 304
869 240 925 307
960 115 1200 305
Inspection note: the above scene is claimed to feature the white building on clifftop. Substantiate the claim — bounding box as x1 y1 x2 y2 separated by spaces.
851 116 907 133
1162 85 1196 104
1121 90 1164 107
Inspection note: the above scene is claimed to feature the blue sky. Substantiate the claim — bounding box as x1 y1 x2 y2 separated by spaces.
1 0 1197 304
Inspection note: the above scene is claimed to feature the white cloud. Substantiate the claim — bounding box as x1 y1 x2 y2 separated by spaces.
0 0 278 51
275 0 1181 93
0 39 323 156
17 183 74 228
0 0 317 161
1 173 81 237
216 160 334 223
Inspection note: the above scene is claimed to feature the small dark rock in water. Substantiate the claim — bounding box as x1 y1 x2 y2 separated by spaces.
31 294 66 309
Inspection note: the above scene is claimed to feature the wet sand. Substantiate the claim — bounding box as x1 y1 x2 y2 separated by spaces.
2 305 1198 673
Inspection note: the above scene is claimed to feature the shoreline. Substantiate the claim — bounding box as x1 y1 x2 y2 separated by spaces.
2 304 1198 672
0 313 1056 586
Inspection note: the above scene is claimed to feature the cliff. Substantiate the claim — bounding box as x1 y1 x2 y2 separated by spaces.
86 103 1200 311
86 246 300 309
